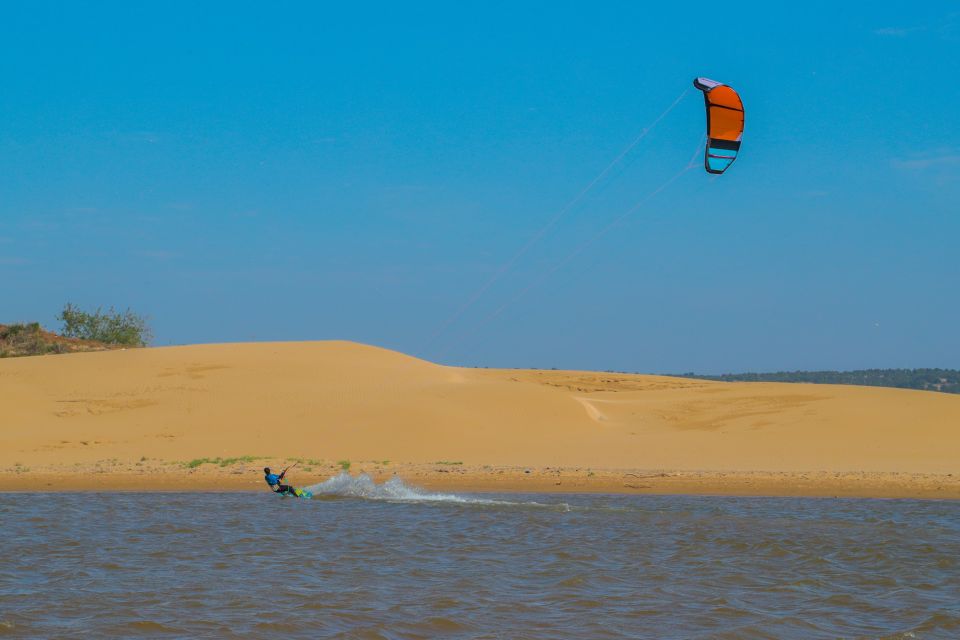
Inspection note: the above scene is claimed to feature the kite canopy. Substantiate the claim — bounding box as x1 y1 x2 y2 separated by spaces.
693 77 744 174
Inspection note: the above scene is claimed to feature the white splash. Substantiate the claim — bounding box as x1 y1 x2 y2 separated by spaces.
303 472 569 510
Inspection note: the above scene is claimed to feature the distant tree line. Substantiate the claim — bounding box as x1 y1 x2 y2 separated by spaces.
673 369 960 394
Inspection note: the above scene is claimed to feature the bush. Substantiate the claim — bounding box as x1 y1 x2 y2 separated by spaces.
0 323 48 355
58 303 152 346
1 322 41 339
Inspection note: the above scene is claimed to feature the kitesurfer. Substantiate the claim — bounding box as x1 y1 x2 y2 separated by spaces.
264 465 297 495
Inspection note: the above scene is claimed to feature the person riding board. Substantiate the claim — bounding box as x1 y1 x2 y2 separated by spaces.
263 464 298 495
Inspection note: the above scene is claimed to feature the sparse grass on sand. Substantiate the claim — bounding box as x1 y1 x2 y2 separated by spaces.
183 455 264 469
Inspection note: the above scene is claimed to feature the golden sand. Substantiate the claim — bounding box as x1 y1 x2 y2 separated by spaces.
1 341 958 497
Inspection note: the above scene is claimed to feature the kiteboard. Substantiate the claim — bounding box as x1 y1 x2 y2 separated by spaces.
280 488 312 499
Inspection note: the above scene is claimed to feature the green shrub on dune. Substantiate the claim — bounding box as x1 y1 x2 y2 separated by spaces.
58 303 151 347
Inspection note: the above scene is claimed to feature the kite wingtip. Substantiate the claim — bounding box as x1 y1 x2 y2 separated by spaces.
693 77 722 92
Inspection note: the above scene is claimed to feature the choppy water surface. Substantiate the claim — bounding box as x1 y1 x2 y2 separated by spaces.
1 476 958 639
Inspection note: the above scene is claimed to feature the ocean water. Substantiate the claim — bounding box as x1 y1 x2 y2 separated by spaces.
1 475 958 639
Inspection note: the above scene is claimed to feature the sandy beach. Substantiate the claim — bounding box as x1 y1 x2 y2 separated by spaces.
2 341 958 498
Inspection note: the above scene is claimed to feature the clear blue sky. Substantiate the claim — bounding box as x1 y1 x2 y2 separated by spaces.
2 2 957 373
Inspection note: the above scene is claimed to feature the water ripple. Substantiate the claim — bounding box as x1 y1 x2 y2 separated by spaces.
0 491 957 638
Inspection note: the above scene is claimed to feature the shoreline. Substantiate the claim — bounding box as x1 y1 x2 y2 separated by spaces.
3 464 959 499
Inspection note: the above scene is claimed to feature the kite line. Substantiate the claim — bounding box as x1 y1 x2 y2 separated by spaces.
436 136 707 359
421 87 691 356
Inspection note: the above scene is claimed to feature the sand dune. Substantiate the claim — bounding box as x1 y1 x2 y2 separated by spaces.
1 341 958 495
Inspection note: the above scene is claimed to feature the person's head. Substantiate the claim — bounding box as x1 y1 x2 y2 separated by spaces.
263 467 271 475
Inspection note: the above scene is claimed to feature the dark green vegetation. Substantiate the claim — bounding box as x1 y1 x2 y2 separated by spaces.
1 304 151 357
0 322 114 358
674 369 960 394
58 303 151 347
0 323 67 357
